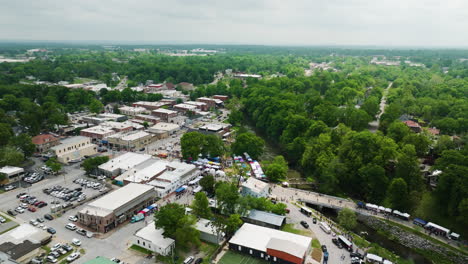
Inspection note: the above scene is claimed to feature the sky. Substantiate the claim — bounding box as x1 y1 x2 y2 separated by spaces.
1 0 467 47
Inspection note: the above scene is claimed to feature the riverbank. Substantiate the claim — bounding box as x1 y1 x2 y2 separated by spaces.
360 216 468 264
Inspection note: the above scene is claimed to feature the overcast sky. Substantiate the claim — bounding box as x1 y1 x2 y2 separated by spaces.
1 0 467 47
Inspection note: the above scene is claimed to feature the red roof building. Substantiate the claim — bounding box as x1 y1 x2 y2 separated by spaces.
403 120 422 133
31 134 60 153
426 127 440 136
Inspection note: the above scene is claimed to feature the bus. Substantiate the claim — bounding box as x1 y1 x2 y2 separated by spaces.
338 235 353 251
319 222 331 234
300 207 312 217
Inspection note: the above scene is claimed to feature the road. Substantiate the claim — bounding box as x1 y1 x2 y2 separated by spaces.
368 82 393 132
115 76 128 90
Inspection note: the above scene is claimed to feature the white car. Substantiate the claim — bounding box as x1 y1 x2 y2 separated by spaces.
72 238 81 246
4 185 15 191
68 215 78 222
51 243 62 251
15 207 25 213
0 216 6 223
66 252 80 262
46 256 57 263
66 223 77 230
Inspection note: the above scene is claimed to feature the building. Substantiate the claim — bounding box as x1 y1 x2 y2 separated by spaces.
134 114 161 124
78 183 157 233
118 106 147 116
83 257 117 264
173 103 198 114
185 101 208 111
82 113 127 125
133 223 175 256
0 166 25 184
213 95 229 101
132 101 172 111
403 120 422 133
228 223 312 264
152 108 178 122
106 131 157 151
118 159 200 197
148 122 180 135
31 134 60 153
241 177 270 198
195 218 224 244
80 125 117 141
99 152 152 177
198 123 231 136
197 97 217 108
243 210 286 230
98 113 127 122
0 224 52 262
233 73 262 79
50 136 97 164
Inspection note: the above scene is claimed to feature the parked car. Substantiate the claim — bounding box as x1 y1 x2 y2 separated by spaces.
29 220 39 226
76 228 87 236
28 207 37 212
46 256 57 263
332 238 343 249
0 216 6 223
7 209 17 216
72 238 81 246
62 244 73 252
183 256 194 264
44 214 54 220
15 207 25 213
300 221 309 228
194 258 203 264
68 215 78 222
47 227 56 234
4 185 16 191
66 223 77 231
51 243 62 251
66 252 80 262
16 192 27 198
313 218 317 224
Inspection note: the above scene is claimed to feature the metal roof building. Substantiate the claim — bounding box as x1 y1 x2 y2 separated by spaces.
243 210 286 229
228 223 311 264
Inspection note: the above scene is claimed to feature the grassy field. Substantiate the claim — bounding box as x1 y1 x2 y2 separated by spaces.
130 244 153 255
281 223 312 236
219 251 268 264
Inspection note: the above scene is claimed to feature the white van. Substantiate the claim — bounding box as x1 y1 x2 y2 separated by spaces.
65 223 77 230
319 221 331 234
183 256 194 264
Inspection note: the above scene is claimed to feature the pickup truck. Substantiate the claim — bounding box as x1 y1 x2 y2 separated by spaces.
131 213 145 223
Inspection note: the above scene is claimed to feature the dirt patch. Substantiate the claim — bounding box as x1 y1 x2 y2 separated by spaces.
311 248 322 262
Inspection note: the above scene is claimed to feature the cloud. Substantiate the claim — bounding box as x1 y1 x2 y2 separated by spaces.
0 0 467 47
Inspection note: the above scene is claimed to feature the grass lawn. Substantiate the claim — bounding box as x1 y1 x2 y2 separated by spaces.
281 223 312 236
130 244 153 255
218 251 268 264
312 238 321 248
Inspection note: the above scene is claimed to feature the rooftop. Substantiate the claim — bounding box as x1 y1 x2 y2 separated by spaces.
149 122 180 132
119 106 147 112
134 222 174 249
83 183 155 215
152 108 178 114
31 134 59 145
107 131 152 141
81 125 115 135
174 103 197 110
195 218 220 236
51 136 90 150
199 123 229 132
229 223 311 259
0 166 24 175
246 210 286 227
99 152 152 173
242 177 269 193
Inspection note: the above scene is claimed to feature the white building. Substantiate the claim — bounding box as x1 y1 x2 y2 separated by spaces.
119 106 148 116
145 161 199 197
148 122 180 135
133 223 175 256
195 218 225 244
0 166 24 183
241 177 270 198
50 136 97 164
99 152 152 177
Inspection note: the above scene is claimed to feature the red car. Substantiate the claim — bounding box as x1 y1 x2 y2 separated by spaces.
28 207 37 212
34 201 42 206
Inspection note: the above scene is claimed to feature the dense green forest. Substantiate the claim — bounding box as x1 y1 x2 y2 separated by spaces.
0 44 467 234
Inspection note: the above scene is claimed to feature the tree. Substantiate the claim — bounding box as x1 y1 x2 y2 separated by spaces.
89 99 104 114
231 132 265 160
0 146 24 166
142 121 149 129
154 203 186 238
265 156 288 183
359 164 388 203
395 144 421 190
174 215 201 249
361 96 380 117
337 208 357 230
215 182 239 214
0 123 13 146
181 132 205 160
82 156 109 175
227 110 243 126
10 134 35 157
387 121 411 143
202 134 224 158
224 214 243 237
271 203 288 215
46 157 62 173
191 192 212 219
402 133 431 157
387 178 410 211
200 174 215 195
